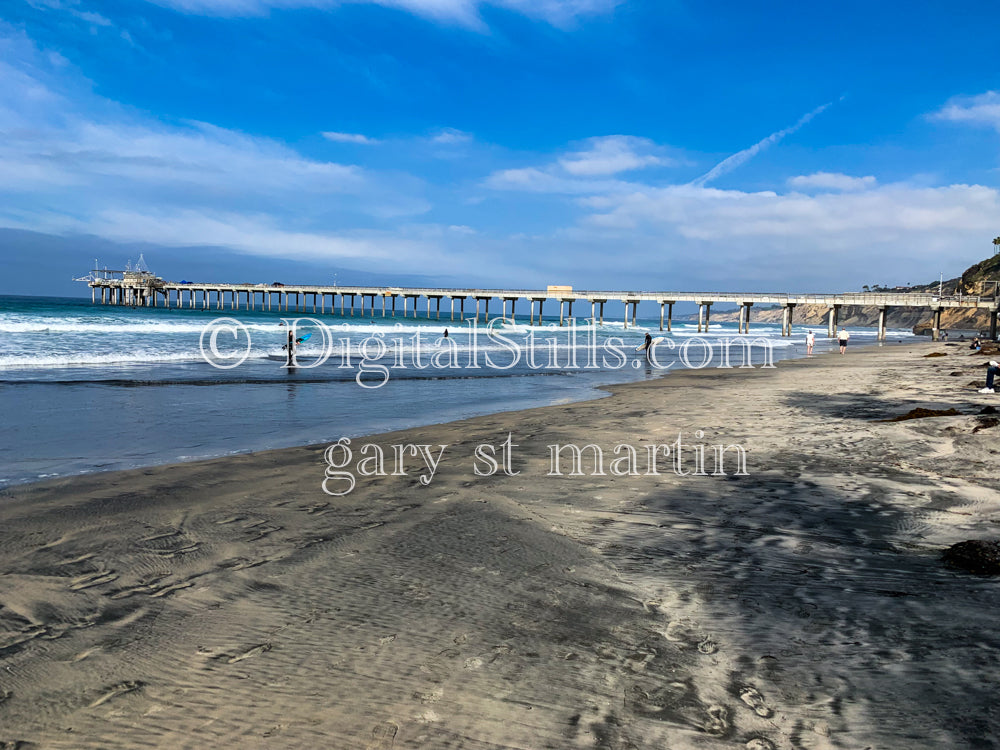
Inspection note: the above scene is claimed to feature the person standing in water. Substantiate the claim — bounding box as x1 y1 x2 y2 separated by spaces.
285 328 296 367
806 330 815 355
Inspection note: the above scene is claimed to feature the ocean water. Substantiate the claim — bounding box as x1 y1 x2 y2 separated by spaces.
0 294 915 487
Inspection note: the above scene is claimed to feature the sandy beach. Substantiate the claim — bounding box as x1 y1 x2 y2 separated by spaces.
2 342 999 749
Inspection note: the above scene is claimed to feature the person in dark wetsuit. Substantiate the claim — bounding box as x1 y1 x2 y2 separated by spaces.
285 329 295 367
643 333 653 361
443 329 449 338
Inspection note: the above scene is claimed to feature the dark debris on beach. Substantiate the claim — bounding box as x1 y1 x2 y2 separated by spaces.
942 540 1000 575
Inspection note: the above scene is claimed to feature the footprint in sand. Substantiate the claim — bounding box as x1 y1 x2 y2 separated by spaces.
365 721 398 750
413 687 443 704
739 686 774 718
697 637 719 655
745 738 777 750
89 680 144 708
664 620 718 655
625 683 730 737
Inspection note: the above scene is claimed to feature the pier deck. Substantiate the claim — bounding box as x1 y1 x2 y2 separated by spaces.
86 277 1000 340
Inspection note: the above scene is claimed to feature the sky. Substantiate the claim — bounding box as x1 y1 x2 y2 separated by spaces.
1 0 999 297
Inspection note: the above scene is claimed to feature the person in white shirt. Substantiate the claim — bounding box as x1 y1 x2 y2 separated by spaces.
838 328 850 354
806 330 815 355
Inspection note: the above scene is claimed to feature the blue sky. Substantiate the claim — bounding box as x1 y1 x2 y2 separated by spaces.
2 0 999 296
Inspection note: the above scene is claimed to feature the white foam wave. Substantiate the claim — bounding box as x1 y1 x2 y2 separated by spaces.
0 350 211 368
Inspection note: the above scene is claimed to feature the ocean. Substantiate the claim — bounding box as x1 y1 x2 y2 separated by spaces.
0 294 914 487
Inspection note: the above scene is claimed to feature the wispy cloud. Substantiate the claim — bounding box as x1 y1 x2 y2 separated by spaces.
485 135 670 192
788 172 876 192
930 91 1000 132
484 166 631 193
690 102 833 187
430 127 473 144
141 0 622 28
26 0 133 43
558 135 670 176
322 131 380 145
581 183 999 240
0 27 435 262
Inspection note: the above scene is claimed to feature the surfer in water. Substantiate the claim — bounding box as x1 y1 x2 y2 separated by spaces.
643 332 653 361
283 329 295 367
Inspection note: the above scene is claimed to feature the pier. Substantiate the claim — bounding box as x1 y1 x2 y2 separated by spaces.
81 271 1000 342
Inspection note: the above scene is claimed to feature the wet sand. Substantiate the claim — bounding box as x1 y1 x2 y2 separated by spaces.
2 342 999 749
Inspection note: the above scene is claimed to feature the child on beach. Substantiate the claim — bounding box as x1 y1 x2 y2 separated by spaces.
806 330 815 354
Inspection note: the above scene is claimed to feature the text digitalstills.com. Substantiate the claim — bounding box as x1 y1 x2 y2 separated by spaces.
199 317 778 387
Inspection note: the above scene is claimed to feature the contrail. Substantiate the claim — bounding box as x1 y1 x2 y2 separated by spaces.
690 101 833 187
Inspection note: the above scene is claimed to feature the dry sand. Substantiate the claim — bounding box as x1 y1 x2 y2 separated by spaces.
2 342 1000 749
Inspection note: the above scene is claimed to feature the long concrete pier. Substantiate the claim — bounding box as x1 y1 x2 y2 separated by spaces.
87 276 1000 341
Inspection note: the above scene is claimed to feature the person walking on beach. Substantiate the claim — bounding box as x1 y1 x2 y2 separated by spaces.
979 360 1000 394
838 328 850 354
806 330 815 355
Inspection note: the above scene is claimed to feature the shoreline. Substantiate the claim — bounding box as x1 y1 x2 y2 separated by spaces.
0 333 909 490
2 340 998 748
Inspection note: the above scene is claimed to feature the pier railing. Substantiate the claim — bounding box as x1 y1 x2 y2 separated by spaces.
84 277 1000 341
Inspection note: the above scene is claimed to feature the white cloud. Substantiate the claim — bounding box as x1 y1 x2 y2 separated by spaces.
930 91 1000 132
0 26 440 265
430 127 472 144
484 166 632 194
485 135 670 193
141 0 622 27
322 131 380 144
691 102 832 186
788 172 877 192
26 0 130 41
85 209 411 261
558 135 669 176
580 183 999 243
